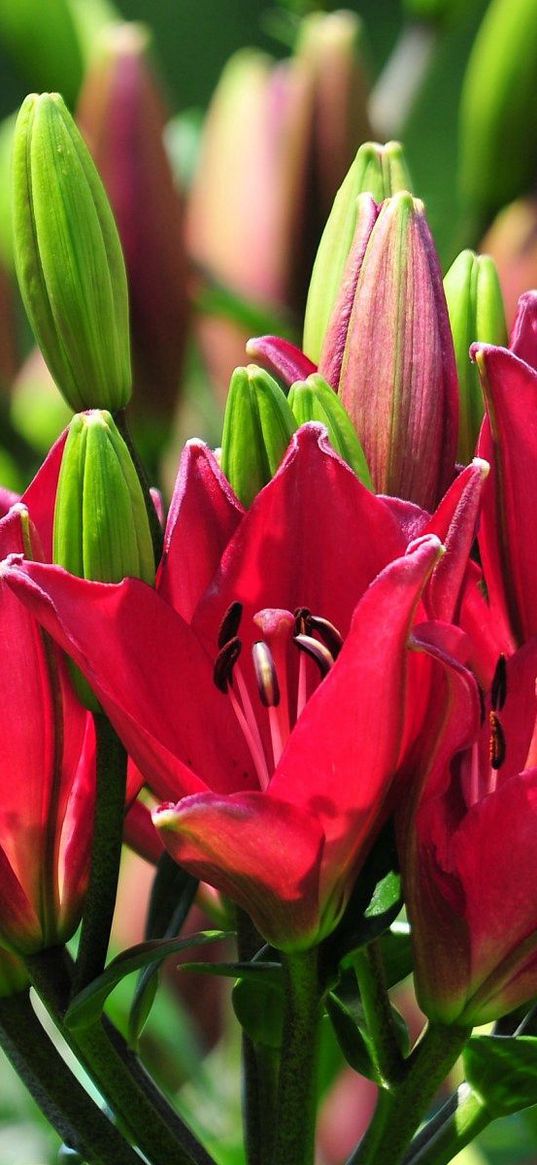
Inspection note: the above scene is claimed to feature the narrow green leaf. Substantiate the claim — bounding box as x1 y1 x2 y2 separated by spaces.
232 973 284 1050
66 930 232 1031
326 991 375 1078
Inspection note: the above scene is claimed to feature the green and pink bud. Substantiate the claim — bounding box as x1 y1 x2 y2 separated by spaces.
319 191 459 509
303 140 411 363
444 249 507 464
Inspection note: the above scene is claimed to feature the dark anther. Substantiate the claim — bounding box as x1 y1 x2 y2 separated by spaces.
218 601 243 648
294 634 333 678
294 607 312 636
252 642 280 708
213 636 242 692
478 686 486 726
491 654 507 712
489 711 506 771
309 615 343 660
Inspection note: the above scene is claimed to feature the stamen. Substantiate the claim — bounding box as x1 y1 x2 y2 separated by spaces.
294 607 312 636
308 615 343 660
227 683 271 790
252 642 280 708
491 654 507 711
218 601 243 648
489 711 506 771
213 636 242 692
294 634 334 678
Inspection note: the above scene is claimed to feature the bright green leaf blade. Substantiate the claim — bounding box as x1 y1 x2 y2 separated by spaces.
464 1036 537 1117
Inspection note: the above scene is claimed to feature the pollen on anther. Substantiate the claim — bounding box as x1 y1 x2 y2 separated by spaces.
308 615 343 659
294 633 334 678
489 710 506 770
217 601 243 648
294 607 312 636
491 654 507 712
213 635 242 692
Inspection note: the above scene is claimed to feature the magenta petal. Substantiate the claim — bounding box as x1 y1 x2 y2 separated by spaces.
21 428 68 560
423 459 489 624
154 789 324 950
270 534 443 899
474 344 537 642
245 335 316 387
509 290 537 369
158 440 243 620
193 424 406 650
3 561 256 801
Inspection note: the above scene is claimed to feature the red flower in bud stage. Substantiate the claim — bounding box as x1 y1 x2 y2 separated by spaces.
474 291 537 651
399 639 537 1026
0 504 95 954
2 426 485 951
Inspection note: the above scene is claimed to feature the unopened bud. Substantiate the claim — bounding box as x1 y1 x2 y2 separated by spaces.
444 250 507 463
303 141 411 363
288 373 372 487
53 410 155 708
220 365 297 507
319 191 458 509
12 93 131 414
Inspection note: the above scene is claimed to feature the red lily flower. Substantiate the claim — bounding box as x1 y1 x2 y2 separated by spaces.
2 425 478 951
0 504 95 954
475 291 537 649
400 639 537 1025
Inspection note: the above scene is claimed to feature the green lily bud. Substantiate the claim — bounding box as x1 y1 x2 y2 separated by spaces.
288 373 372 488
444 250 507 464
303 141 411 363
459 0 537 222
0 0 83 107
54 410 155 709
220 365 297 508
12 92 131 414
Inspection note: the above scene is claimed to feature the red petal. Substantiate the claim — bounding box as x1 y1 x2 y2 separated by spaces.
21 428 68 560
245 335 316 386
157 440 243 620
154 790 324 950
509 290 537 369
474 344 537 642
3 561 256 802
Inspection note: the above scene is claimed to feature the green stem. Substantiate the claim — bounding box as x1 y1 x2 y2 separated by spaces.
403 1084 490 1165
272 947 321 1165
73 714 127 994
236 912 279 1165
26 946 215 1165
0 989 140 1165
348 1023 471 1165
354 942 405 1088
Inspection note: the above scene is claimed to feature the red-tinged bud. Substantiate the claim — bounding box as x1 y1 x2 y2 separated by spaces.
77 23 189 419
319 191 458 509
187 12 371 389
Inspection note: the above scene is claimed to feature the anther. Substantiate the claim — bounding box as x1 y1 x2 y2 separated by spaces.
294 634 334 678
491 654 507 712
308 615 343 660
294 607 312 636
217 601 244 648
213 636 242 692
489 711 506 770
252 641 280 707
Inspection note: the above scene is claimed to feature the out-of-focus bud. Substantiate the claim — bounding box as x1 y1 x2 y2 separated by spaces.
458 0 537 224
53 410 155 707
76 24 189 420
481 198 537 330
444 249 507 464
303 140 411 363
220 365 297 507
12 92 132 414
319 191 458 509
188 10 372 390
0 0 83 107
288 373 372 487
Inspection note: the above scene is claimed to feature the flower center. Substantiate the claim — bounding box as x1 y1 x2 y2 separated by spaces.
213 601 343 790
